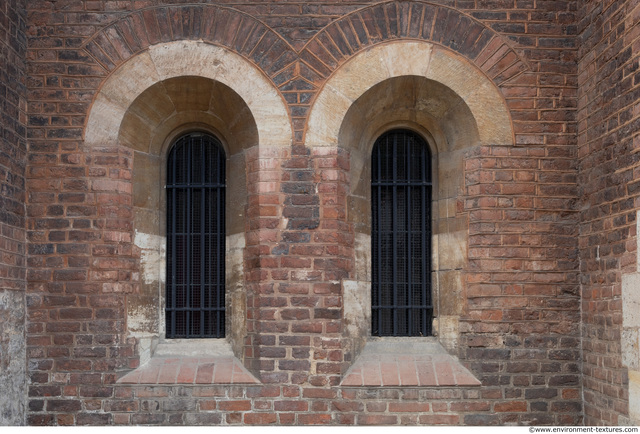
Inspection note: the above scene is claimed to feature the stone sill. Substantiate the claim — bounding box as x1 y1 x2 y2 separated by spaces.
340 338 481 388
117 339 260 385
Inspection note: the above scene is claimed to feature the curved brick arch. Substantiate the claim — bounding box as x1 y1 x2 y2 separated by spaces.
300 1 530 86
81 4 298 81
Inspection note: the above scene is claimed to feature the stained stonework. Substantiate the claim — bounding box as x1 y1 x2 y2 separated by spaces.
0 0 27 426
0 290 26 424
24 0 582 426
0 0 632 427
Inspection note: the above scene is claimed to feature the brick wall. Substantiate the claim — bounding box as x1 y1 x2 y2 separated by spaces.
0 0 27 426
23 0 585 426
578 0 640 425
462 143 581 425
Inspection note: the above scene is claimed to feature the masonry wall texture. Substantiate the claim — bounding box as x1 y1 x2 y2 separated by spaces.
0 0 636 427
0 0 27 426
577 0 640 426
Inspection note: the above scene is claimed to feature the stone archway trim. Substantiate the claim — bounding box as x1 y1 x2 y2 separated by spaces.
84 41 292 148
305 41 514 149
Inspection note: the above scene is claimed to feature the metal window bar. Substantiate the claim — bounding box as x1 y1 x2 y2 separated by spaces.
166 133 226 338
371 130 433 337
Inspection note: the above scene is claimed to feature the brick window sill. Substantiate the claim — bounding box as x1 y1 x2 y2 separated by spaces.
340 338 480 387
117 339 260 385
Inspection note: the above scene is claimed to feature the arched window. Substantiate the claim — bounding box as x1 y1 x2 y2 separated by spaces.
166 132 226 338
371 130 432 337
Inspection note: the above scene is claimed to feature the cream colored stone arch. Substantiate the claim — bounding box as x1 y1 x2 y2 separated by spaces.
306 41 513 148
85 40 292 148
305 41 515 360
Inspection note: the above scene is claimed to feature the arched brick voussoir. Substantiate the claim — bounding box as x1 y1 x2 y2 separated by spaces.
81 4 298 80
305 41 514 149
84 41 292 148
299 1 530 87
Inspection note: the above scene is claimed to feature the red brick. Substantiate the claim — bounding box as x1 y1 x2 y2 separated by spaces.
298 414 332 425
218 400 252 412
494 401 528 412
419 414 460 425
389 402 430 413
358 414 398 425
244 413 277 425
274 400 309 412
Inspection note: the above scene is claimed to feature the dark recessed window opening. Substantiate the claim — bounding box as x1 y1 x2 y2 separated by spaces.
166 132 226 338
371 129 433 337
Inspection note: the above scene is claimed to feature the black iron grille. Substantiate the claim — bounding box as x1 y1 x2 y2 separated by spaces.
166 133 226 338
371 129 433 337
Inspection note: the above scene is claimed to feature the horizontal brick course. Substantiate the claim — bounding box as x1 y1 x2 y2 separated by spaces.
14 0 601 427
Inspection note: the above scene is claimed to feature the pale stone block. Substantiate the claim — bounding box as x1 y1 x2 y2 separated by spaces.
630 370 640 423
0 289 26 425
154 339 234 357
148 40 227 81
133 152 160 210
306 86 354 147
637 210 640 271
326 45 391 102
134 207 160 238
465 80 513 146
128 229 164 339
623 273 640 328
437 198 457 220
439 101 481 150
427 48 512 146
127 291 160 338
101 51 160 109
436 315 460 354
84 95 127 146
427 48 488 105
134 231 166 285
343 279 371 351
226 233 246 357
136 337 156 366
436 230 467 270
119 111 153 152
622 329 640 370
438 270 464 316
226 233 245 286
437 149 464 200
381 41 433 79
227 154 247 236
354 233 371 282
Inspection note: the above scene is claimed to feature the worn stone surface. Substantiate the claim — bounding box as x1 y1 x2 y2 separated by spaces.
0 0 27 426
8 0 608 427
0 290 26 425
86 41 291 149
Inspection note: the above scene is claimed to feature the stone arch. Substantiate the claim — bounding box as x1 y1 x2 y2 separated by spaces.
304 40 515 359
85 40 292 148
83 40 292 363
306 41 513 148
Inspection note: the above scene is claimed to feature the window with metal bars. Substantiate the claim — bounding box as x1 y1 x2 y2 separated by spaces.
166 132 226 338
371 129 433 337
